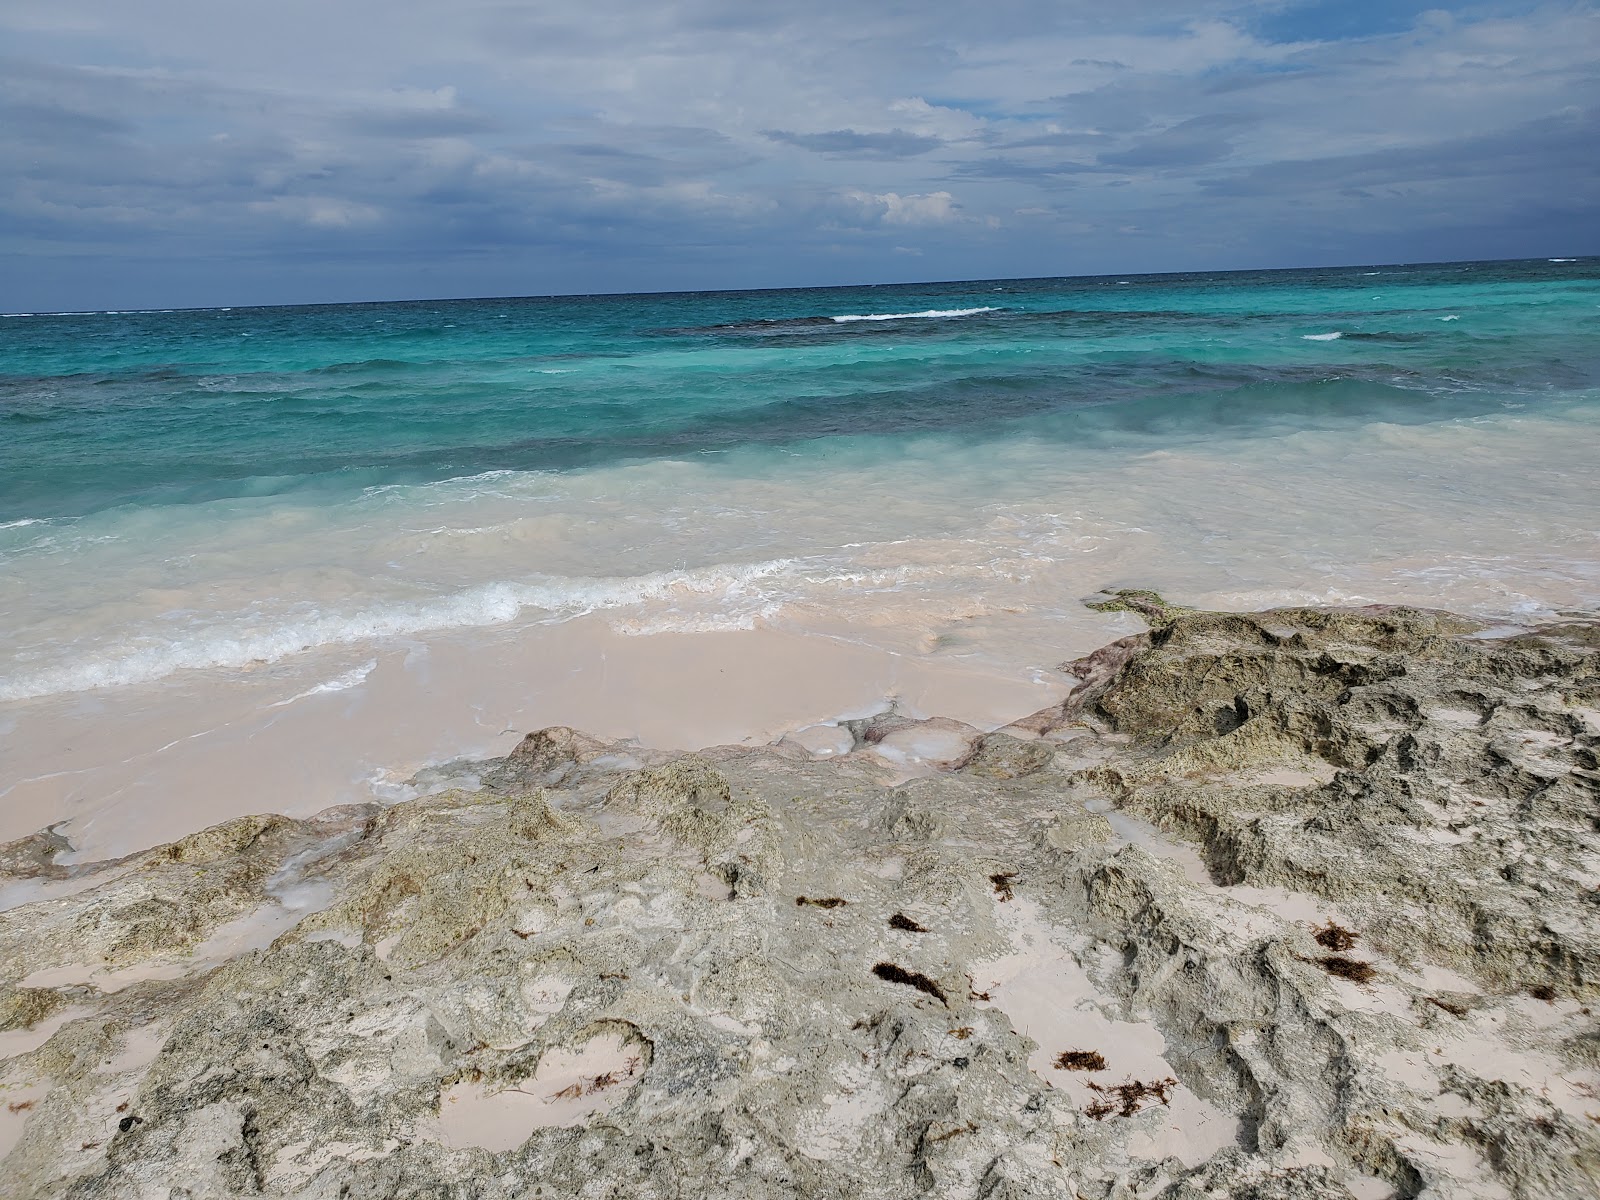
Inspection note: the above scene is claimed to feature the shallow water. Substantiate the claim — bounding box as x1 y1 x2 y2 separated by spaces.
2 258 1597 854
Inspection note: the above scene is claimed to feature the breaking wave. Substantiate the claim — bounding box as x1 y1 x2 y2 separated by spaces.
0 560 800 701
829 307 999 323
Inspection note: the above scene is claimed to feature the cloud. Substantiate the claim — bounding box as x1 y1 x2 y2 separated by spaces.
343 109 499 138
0 2 1594 308
0 98 132 141
847 190 960 225
1099 113 1254 170
762 128 944 159
247 196 384 229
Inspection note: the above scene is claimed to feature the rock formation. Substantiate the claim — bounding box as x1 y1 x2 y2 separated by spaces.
2 598 1596 1198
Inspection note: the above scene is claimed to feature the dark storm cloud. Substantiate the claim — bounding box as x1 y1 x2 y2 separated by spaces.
0 0 1594 309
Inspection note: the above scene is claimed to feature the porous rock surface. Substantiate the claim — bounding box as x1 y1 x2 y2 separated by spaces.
1 599 1597 1198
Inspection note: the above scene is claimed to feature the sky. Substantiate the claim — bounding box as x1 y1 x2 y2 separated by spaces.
2 1 1596 310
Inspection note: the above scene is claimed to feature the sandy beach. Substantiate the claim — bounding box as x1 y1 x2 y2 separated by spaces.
5 0 1598 1191
0 615 1079 862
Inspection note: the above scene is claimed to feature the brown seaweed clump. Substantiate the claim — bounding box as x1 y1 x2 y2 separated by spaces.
1054 1050 1108 1072
1084 1077 1178 1119
1313 922 1359 952
796 896 846 909
889 912 928 932
872 962 948 1005
1317 955 1377 984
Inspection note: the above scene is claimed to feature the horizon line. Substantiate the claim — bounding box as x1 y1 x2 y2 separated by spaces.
3 253 1590 319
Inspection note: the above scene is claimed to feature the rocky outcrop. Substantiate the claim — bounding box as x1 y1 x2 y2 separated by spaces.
1 598 1596 1198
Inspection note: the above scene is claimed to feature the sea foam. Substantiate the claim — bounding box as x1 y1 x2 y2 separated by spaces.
268 660 379 708
0 560 800 702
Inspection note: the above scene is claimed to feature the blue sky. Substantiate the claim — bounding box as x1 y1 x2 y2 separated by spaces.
1 1 1595 309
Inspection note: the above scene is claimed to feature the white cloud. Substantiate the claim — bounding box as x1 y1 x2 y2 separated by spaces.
849 190 960 225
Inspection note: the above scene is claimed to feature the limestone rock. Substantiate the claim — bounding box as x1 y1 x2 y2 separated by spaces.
1 602 1596 1198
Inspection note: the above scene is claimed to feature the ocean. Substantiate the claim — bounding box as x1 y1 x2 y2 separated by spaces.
3 257 1598 854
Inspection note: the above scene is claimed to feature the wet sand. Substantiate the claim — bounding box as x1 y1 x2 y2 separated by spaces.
0 614 1076 861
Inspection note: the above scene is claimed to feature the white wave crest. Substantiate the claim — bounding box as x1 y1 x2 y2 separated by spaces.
1438 315 1460 322
1302 332 1343 341
269 660 378 707
830 307 998 323
0 560 799 702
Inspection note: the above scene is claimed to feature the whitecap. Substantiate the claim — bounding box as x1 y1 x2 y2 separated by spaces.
1438 315 1460 322
1302 332 1343 341
829 307 998 323
1548 258 1576 263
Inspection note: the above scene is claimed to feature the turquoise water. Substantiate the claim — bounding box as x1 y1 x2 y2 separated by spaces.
2 257 1598 704
6 259 1597 523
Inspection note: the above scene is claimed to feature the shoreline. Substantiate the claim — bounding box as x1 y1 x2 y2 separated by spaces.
0 609 1102 863
7 564 1597 866
2 595 1597 1196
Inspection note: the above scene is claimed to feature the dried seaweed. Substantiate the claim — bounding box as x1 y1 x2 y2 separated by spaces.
1312 922 1359 952
796 896 846 909
1083 1076 1177 1119
889 912 928 932
521 1055 642 1103
872 962 948 1005
1053 1049 1108 1071
989 872 1017 902
1317 955 1376 984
